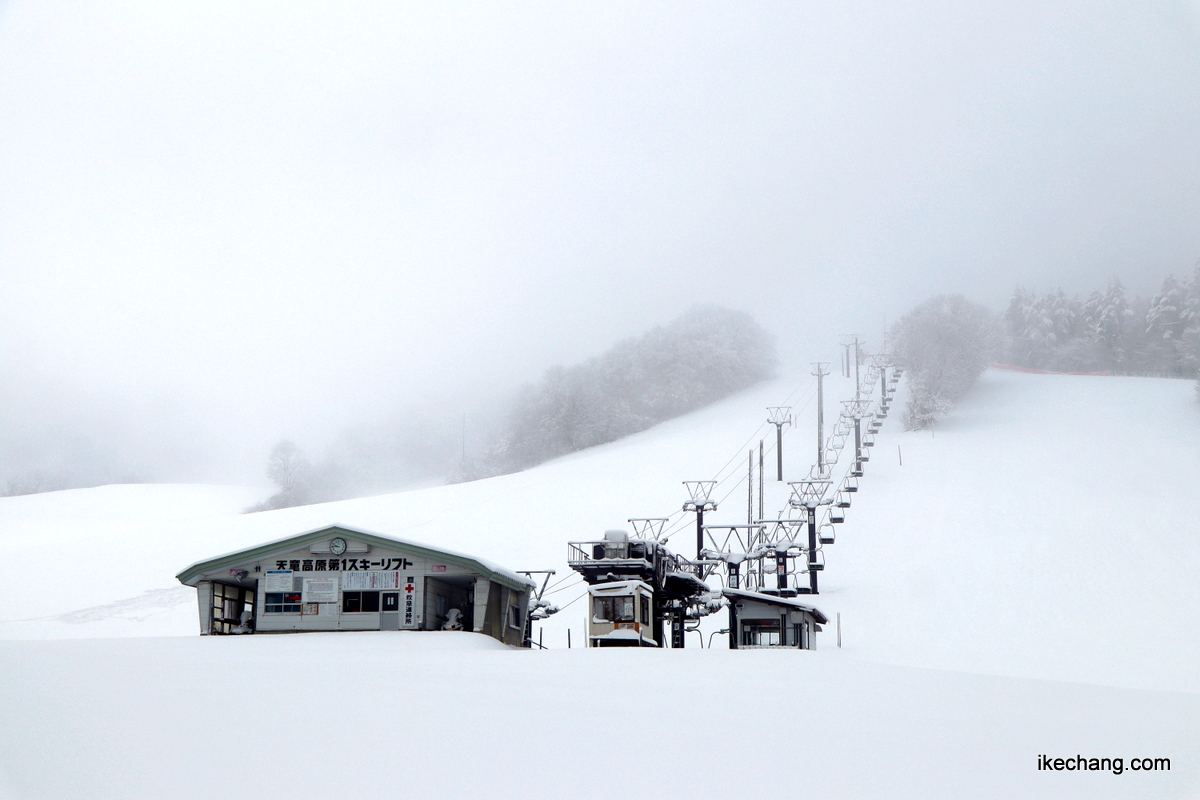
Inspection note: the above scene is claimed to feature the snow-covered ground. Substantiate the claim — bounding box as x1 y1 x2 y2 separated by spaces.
1 368 1197 798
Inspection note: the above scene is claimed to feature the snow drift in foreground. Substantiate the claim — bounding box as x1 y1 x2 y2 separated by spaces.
0 633 1194 800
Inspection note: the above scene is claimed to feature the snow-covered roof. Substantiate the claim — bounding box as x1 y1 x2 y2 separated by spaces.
175 523 535 591
722 587 828 623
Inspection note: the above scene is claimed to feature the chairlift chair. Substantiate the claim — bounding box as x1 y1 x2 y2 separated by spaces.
807 550 825 571
844 476 859 492
819 524 836 544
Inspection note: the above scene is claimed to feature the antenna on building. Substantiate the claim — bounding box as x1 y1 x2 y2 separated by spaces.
682 481 718 563
766 407 792 481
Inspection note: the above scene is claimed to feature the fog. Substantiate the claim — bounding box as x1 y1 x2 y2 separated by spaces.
2 1 1199 488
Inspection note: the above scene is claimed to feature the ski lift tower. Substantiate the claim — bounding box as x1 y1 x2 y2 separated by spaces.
841 334 862 397
789 479 832 594
766 407 792 481
700 523 769 592
870 354 893 416
518 570 560 648
683 481 718 569
841 397 873 478
811 363 830 475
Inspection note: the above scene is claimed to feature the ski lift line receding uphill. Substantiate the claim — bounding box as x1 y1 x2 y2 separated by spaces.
561 351 897 651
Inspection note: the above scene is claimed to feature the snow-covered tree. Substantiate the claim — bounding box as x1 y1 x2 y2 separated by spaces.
247 439 316 512
484 305 777 474
892 294 1000 430
1178 262 1200 383
1083 279 1130 370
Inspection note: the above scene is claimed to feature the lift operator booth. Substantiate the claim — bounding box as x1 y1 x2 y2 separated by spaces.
176 524 534 646
723 587 827 649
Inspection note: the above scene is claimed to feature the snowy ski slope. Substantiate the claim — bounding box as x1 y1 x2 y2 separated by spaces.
0 367 1197 798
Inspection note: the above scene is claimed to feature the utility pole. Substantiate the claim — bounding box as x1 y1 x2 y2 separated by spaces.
682 481 718 567
854 336 861 399
747 451 753 525
758 440 764 521
766 407 792 481
812 362 830 474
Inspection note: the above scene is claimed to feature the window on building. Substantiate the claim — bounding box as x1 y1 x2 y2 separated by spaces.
265 592 301 614
508 603 521 630
212 583 255 632
639 595 650 623
592 595 635 622
342 591 380 613
741 620 781 647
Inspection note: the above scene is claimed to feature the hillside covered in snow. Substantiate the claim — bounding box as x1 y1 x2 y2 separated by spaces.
1 367 1197 798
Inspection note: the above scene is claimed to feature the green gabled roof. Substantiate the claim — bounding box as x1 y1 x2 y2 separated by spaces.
175 523 535 592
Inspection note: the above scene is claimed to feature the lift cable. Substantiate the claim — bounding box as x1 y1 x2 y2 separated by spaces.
654 376 820 543
542 576 586 597
556 587 590 612
539 572 582 595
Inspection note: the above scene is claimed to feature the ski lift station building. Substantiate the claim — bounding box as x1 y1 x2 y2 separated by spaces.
723 588 828 649
176 524 535 646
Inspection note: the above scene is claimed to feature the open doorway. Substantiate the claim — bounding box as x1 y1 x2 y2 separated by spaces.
423 576 474 631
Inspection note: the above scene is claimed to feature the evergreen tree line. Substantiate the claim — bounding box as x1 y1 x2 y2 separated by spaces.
1004 265 1200 378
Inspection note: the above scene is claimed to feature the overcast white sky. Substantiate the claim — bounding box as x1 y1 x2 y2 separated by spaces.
2 1 1199 483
